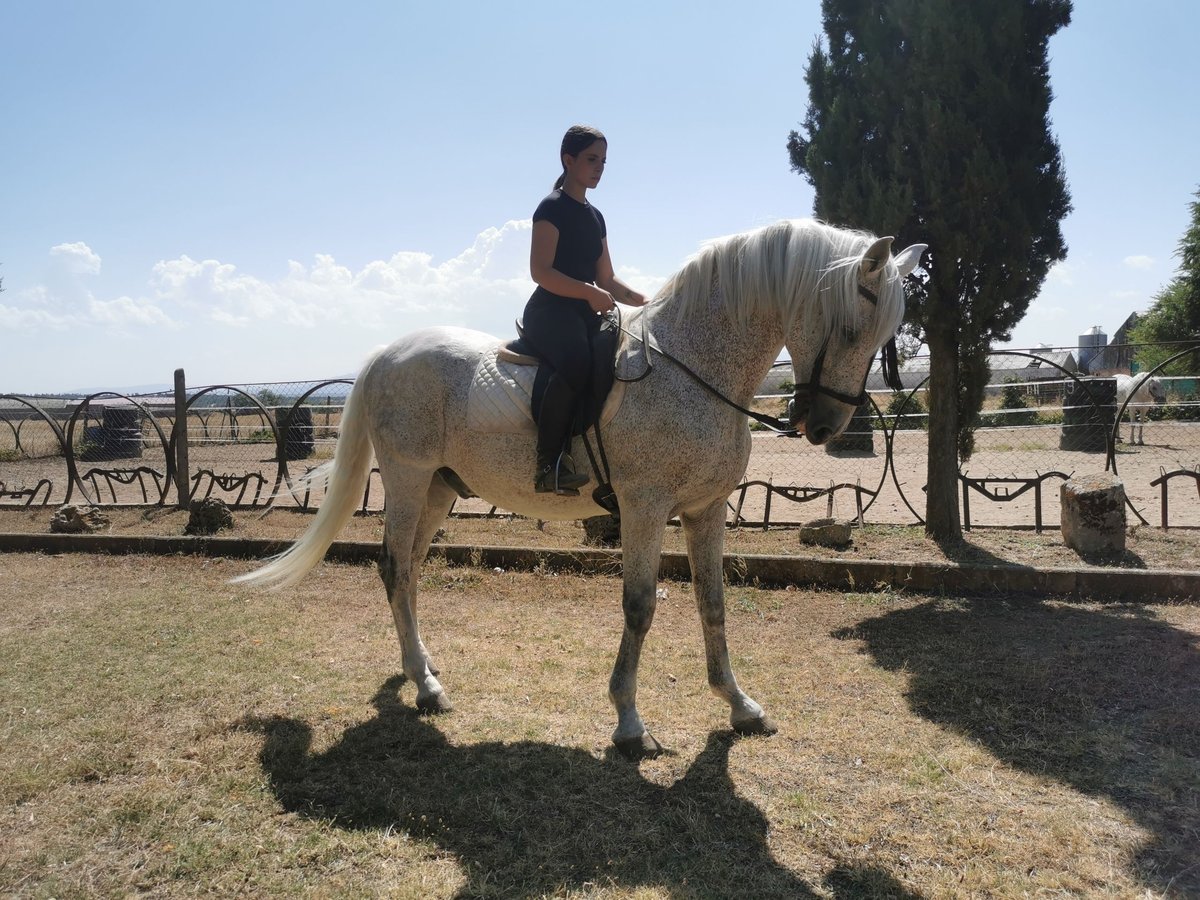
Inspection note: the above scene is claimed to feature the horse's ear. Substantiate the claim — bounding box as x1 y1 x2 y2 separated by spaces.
861 237 894 280
894 243 928 278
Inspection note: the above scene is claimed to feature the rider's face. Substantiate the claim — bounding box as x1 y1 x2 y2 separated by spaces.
563 140 606 190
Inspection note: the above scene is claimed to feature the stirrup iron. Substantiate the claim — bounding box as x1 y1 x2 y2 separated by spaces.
535 452 589 495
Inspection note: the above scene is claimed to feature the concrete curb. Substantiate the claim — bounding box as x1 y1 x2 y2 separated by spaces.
3 532 1197 601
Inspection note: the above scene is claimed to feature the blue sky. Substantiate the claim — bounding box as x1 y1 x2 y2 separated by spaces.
3 1 1198 393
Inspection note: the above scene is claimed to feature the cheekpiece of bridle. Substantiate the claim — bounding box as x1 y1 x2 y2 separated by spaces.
788 283 906 418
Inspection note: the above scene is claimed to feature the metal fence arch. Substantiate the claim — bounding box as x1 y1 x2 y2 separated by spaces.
3 347 1198 529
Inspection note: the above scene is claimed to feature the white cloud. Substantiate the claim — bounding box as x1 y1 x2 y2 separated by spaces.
143 219 540 333
50 241 102 275
5 242 176 331
1122 254 1155 270
3 224 675 388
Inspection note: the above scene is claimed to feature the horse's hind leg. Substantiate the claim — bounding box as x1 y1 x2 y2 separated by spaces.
404 472 458 677
682 499 777 736
378 467 454 713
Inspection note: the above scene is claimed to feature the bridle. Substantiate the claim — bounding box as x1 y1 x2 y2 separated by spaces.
608 279 906 437
787 283 906 416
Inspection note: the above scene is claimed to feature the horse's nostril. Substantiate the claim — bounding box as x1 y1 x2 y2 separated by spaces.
807 425 833 445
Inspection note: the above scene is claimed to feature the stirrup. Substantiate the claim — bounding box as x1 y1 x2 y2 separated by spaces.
535 455 590 495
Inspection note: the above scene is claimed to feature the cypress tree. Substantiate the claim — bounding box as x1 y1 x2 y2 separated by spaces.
789 0 1072 541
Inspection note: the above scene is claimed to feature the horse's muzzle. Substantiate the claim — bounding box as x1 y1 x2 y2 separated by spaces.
789 390 853 446
786 392 809 433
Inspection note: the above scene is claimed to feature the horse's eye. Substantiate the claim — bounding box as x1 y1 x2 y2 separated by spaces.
842 325 859 344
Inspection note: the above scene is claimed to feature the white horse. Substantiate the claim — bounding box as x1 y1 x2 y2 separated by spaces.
1114 373 1166 445
234 219 925 758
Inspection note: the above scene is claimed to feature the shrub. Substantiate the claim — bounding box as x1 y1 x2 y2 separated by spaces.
981 380 1038 427
883 391 927 430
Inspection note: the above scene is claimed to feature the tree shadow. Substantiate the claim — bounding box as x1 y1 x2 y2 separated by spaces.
236 677 914 898
926 533 1037 570
833 598 1200 894
926 533 1148 571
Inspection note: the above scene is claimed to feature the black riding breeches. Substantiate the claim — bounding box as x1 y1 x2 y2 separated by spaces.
521 290 601 394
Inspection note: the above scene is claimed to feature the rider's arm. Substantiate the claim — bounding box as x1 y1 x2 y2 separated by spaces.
530 221 615 312
595 239 647 307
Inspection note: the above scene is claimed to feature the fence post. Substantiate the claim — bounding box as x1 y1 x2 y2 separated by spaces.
174 368 190 509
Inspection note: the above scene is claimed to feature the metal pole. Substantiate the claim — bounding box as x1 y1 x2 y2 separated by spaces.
173 368 190 509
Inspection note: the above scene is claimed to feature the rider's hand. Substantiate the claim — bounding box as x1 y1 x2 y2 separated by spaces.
623 289 647 307
587 286 617 313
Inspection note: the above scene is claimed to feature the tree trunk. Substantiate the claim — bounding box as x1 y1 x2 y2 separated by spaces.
924 327 962 542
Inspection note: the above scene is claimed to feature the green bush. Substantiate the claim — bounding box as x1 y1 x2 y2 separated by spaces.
883 391 927 430
981 381 1038 427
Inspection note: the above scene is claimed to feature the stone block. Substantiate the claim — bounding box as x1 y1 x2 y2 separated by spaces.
50 505 111 534
582 514 621 547
186 498 235 536
1061 473 1125 557
798 517 853 548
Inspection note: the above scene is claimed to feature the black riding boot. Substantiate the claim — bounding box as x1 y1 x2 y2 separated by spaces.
534 374 590 494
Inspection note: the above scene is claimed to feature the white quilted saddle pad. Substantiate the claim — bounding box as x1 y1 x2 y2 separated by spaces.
466 345 628 435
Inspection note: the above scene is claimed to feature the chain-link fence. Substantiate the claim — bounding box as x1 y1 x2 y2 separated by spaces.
4 346 1199 528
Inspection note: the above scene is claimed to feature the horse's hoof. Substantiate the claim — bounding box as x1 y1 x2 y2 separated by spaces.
416 692 453 715
733 715 779 736
613 732 663 760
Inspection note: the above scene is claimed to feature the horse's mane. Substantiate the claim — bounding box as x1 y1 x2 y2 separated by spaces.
653 219 905 349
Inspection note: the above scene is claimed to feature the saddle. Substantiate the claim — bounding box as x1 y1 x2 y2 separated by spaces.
463 309 655 514
468 308 654 436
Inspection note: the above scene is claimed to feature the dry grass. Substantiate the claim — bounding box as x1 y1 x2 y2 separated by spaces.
2 551 1199 897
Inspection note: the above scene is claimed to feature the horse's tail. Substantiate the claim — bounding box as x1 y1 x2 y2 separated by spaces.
231 357 378 590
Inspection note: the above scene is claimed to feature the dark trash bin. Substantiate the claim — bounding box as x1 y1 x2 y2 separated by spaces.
102 407 143 459
282 406 315 461
1059 377 1116 452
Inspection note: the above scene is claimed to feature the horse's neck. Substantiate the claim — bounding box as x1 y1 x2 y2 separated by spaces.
646 295 784 405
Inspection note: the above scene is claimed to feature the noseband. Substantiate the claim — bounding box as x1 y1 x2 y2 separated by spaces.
789 283 905 412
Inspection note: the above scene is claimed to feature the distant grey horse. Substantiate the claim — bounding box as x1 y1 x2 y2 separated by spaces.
1114 373 1166 445
234 219 925 758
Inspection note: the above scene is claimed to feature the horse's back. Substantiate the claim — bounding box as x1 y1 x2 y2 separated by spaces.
360 326 497 460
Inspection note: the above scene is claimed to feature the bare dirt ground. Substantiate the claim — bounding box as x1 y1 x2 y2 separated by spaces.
3 503 1199 573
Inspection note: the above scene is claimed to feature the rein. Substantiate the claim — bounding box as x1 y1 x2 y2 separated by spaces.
582 279 907 509
613 283 906 437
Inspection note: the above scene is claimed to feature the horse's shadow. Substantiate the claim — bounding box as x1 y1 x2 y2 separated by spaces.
237 677 916 899
834 598 1200 895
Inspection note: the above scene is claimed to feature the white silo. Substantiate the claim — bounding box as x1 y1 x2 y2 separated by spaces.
1077 325 1107 373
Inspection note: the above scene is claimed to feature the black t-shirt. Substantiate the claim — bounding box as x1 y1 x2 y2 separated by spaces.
532 190 607 284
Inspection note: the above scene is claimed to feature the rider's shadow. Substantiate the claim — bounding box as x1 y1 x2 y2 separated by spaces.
237 676 917 899
834 598 1200 896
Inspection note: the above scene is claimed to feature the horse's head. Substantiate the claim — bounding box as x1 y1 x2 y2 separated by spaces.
787 237 926 445
1148 377 1167 405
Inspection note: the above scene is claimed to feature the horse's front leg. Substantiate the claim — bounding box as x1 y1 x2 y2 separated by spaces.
608 512 667 759
682 499 778 736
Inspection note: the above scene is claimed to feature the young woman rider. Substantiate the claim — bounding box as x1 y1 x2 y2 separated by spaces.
524 125 647 494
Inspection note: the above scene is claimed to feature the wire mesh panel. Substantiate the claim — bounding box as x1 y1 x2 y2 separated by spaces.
3 347 1197 528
